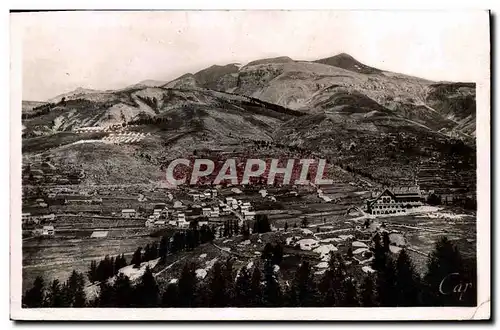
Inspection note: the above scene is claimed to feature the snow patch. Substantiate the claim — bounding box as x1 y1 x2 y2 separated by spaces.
315 262 329 269
118 258 161 282
313 244 338 261
195 269 208 279
352 241 369 248
353 248 369 255
362 266 376 274
389 245 402 254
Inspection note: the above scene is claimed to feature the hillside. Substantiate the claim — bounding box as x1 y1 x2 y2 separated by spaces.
161 53 476 139
22 52 476 188
22 100 47 113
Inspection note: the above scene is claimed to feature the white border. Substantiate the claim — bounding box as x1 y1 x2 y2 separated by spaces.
9 8 491 321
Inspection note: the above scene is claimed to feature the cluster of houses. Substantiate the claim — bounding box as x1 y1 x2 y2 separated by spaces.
73 124 123 133
189 189 218 201
224 197 256 221
22 212 55 224
32 225 55 237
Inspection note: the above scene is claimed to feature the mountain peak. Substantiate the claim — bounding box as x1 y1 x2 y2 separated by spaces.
245 56 294 67
314 53 381 74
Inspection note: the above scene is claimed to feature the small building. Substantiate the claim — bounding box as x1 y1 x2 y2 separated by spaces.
173 201 184 209
202 208 212 217
220 206 231 215
22 213 31 223
198 220 209 227
42 225 55 236
242 210 256 221
209 209 220 218
154 220 167 227
121 209 137 218
90 231 108 238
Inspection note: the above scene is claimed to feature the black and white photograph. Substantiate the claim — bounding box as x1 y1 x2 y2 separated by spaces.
9 10 490 321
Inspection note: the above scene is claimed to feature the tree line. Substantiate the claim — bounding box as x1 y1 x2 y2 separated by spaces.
23 233 475 308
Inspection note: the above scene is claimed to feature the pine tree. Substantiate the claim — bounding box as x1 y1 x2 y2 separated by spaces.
23 276 45 307
64 270 86 307
113 273 133 307
360 276 376 307
250 265 263 306
113 254 126 275
320 252 346 306
134 266 159 307
98 281 114 307
284 222 288 232
143 244 151 262
423 236 470 306
262 259 282 307
88 260 98 283
394 249 421 306
234 266 252 307
372 233 387 272
341 277 359 307
131 247 142 268
262 243 274 261
161 283 179 307
287 260 317 307
178 263 197 307
159 236 169 259
376 257 397 307
272 243 284 265
382 232 391 253
46 279 65 307
208 261 229 307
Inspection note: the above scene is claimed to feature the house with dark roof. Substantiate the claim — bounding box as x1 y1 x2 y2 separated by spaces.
367 186 423 215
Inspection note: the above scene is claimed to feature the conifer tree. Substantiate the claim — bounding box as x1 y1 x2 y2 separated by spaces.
134 266 159 307
161 283 180 307
98 281 114 307
262 259 282 307
208 261 229 307
394 249 421 306
320 252 346 306
64 270 86 307
341 277 360 307
46 279 65 307
88 260 98 283
250 265 263 306
376 257 397 307
113 273 133 307
382 232 391 253
234 266 252 307
360 276 377 307
131 247 142 268
23 276 45 308
372 233 387 272
423 236 470 306
287 260 317 307
178 263 197 307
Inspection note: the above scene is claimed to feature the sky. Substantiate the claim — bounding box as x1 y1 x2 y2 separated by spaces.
13 10 489 101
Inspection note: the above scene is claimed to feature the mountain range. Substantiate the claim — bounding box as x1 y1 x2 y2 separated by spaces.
21 53 476 190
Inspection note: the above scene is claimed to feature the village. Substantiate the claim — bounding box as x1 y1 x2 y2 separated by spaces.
21 169 477 294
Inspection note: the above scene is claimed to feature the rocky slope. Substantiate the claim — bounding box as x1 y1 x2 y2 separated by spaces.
161 53 476 140
21 53 476 189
